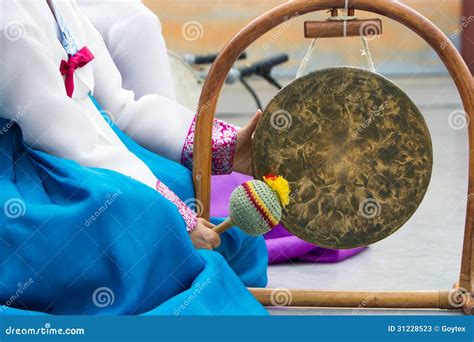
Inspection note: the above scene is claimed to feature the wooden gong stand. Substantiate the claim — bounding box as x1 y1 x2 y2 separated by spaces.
192 0 474 314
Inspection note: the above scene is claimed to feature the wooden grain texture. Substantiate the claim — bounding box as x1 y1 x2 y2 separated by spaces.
194 0 474 308
304 19 382 38
213 218 233 234
249 288 455 309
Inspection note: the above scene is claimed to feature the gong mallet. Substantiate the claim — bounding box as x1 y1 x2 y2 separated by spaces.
213 175 290 236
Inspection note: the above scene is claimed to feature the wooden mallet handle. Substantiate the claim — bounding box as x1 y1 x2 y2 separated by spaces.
213 218 233 234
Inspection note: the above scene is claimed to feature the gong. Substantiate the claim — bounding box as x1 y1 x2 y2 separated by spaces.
252 67 433 249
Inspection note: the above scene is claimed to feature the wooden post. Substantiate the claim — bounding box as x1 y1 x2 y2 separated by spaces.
462 0 474 74
304 19 382 39
249 288 456 309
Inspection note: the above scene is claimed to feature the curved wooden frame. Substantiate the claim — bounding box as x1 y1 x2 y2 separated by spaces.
193 0 474 313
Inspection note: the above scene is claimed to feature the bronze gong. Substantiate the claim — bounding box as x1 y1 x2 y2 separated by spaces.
252 67 433 249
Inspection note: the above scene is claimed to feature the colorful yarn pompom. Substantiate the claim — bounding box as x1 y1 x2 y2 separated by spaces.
226 175 291 236
229 180 282 236
263 174 290 208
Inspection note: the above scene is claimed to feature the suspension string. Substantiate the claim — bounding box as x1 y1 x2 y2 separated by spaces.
295 0 377 79
296 38 318 79
344 0 348 36
326 0 356 38
361 36 376 72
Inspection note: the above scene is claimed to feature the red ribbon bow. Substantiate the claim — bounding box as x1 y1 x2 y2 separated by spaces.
59 46 94 98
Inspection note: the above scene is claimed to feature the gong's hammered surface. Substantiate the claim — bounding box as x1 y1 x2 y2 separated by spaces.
252 67 433 249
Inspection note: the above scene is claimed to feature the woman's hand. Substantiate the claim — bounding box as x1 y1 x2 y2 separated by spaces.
189 218 221 250
232 110 262 176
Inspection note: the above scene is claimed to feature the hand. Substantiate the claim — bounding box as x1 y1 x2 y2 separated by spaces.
233 109 262 176
189 218 221 250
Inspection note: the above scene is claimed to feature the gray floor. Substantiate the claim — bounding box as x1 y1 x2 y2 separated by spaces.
216 75 468 315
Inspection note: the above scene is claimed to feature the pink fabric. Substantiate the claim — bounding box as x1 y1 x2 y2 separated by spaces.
59 46 94 97
181 117 238 175
156 180 197 232
210 172 366 264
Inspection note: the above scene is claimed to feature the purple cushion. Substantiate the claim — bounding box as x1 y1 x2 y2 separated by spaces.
211 173 365 264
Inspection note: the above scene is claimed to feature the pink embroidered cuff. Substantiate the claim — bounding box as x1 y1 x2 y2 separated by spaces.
156 180 198 232
181 117 238 175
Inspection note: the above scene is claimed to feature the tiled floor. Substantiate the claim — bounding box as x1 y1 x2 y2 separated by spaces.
216 75 469 315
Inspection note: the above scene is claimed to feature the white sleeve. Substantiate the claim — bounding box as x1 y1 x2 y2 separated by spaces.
78 11 195 164
77 0 176 100
0 24 159 190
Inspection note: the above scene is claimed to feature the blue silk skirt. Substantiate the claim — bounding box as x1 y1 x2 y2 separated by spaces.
0 101 267 315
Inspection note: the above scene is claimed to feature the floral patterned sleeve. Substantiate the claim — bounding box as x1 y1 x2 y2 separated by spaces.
181 116 238 175
156 180 198 232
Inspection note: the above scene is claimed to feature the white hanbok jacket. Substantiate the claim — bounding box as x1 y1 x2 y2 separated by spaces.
0 0 237 231
76 0 176 101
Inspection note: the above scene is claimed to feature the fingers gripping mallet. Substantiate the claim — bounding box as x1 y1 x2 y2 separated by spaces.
214 175 290 235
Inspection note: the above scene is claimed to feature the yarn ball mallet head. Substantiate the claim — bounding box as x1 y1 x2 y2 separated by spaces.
213 175 290 236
